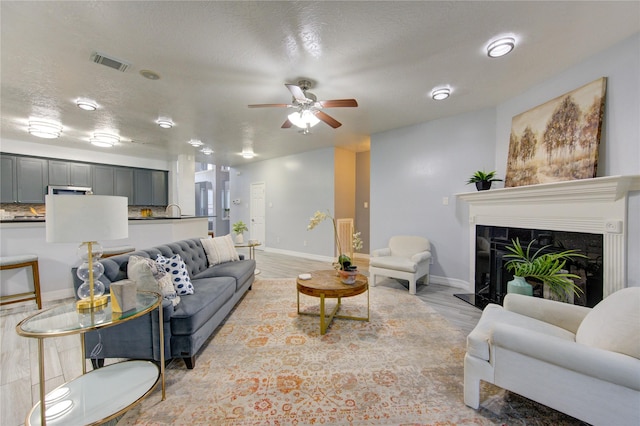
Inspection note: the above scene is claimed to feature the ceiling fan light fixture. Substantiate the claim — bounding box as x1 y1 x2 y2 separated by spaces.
28 119 62 139
90 132 119 147
487 36 516 58
431 88 451 101
76 98 98 111
156 118 174 129
288 110 320 128
188 139 203 147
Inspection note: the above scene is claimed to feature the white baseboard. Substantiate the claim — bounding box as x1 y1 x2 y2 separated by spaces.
429 275 472 291
262 247 335 263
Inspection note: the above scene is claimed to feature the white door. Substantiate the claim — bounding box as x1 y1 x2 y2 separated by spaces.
250 182 266 247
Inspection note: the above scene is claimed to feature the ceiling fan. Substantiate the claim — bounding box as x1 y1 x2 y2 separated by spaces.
248 79 358 133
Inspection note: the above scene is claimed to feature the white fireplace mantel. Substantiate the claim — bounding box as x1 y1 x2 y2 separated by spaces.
457 175 640 297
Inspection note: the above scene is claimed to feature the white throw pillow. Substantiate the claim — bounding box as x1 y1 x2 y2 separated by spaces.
156 254 194 295
200 234 239 267
576 287 640 359
127 255 180 306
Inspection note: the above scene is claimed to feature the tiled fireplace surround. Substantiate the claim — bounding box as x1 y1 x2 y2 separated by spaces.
458 175 640 299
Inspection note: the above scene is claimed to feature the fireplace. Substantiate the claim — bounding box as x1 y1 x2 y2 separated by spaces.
457 175 639 309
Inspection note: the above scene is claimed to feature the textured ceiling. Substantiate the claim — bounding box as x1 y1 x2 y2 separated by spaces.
1 1 638 166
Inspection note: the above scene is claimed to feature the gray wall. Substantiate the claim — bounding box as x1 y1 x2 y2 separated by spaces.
355 151 371 254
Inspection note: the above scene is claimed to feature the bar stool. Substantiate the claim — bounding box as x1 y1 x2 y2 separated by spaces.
102 245 135 258
0 254 42 309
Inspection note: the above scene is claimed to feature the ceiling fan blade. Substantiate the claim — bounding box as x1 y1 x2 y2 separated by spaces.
314 111 342 128
285 84 308 102
248 103 291 108
281 119 293 128
319 99 358 108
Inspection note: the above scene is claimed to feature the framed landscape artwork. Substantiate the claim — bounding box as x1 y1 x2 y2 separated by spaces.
505 77 606 187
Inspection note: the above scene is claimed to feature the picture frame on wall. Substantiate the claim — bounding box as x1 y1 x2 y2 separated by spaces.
505 77 607 188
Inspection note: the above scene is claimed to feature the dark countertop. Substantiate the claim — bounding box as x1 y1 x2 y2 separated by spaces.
1 215 208 223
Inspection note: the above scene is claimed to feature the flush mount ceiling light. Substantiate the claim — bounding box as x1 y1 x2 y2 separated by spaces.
76 98 98 111
140 70 160 80
288 110 320 129
487 36 516 58
156 118 174 129
241 147 255 159
431 88 451 101
188 139 203 147
201 147 214 155
28 119 62 139
90 132 119 147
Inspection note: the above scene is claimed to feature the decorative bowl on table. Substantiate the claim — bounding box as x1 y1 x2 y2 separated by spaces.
339 269 358 284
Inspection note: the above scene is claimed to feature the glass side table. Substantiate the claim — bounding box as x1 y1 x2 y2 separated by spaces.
16 292 166 426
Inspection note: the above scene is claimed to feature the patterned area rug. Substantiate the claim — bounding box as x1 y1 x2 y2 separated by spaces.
117 279 585 425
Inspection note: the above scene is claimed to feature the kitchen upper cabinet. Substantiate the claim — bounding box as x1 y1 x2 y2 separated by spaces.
17 157 48 203
49 160 92 187
115 168 134 201
133 169 167 206
93 165 115 195
1 154 17 203
151 170 168 206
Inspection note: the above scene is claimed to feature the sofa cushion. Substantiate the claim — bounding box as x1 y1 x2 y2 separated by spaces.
467 303 576 361
192 259 256 291
127 255 180 306
156 254 194 295
201 235 239 266
369 256 417 273
170 277 236 335
576 287 640 359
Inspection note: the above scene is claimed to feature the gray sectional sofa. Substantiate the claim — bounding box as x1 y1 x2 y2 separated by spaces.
72 238 255 369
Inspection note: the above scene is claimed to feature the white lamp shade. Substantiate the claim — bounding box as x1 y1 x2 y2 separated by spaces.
288 110 320 128
46 195 129 243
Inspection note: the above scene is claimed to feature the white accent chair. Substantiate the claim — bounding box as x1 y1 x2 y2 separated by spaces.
369 235 431 295
464 287 640 426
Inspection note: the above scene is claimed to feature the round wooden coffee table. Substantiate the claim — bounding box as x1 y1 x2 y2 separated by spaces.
296 270 369 335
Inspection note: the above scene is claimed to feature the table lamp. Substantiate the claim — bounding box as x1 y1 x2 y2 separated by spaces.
46 195 128 309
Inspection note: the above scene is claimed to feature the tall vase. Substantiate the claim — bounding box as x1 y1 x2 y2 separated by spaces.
235 233 244 244
507 275 533 296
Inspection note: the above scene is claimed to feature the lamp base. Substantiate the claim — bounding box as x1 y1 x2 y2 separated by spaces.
76 295 109 311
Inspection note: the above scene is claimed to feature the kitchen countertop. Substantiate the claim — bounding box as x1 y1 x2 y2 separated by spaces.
1 215 208 223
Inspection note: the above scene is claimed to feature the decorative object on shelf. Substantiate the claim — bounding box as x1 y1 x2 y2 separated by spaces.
505 77 606 188
110 279 138 312
504 238 587 301
466 170 503 191
140 208 153 217
506 275 533 296
232 220 249 243
46 195 129 310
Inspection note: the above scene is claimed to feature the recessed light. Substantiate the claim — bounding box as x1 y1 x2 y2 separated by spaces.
90 132 119 147
188 139 203 147
140 70 160 80
242 147 255 159
201 147 213 155
28 119 62 139
487 36 515 58
431 88 451 101
156 118 174 129
76 98 98 111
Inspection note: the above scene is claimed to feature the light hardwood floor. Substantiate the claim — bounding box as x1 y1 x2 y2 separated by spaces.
0 249 482 426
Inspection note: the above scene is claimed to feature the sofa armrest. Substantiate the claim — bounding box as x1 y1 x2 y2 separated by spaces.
411 251 432 263
503 293 591 334
372 248 391 257
493 323 640 391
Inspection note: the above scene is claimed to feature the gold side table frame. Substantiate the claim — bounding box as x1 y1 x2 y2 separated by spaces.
297 270 369 335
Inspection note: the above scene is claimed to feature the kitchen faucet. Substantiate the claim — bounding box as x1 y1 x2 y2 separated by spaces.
165 203 182 217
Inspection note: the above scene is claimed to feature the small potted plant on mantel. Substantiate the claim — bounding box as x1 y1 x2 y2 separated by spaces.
504 238 587 303
232 220 249 244
466 170 503 191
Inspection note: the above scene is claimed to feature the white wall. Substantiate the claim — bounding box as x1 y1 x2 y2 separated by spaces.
370 108 496 286
230 148 336 260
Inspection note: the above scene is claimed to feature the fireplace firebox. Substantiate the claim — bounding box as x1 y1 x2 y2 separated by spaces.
455 225 603 309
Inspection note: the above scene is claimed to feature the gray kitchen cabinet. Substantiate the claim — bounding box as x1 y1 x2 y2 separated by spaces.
115 168 134 201
151 170 168 206
17 157 48 203
1 154 17 203
49 160 92 187
133 169 152 206
93 165 115 195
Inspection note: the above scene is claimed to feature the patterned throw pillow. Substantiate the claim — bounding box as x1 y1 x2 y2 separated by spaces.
127 255 180 306
156 254 194 295
200 234 240 266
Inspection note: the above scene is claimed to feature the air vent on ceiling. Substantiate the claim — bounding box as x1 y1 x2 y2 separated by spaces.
90 51 131 72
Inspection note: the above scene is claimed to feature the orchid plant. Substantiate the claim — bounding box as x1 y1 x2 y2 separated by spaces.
307 210 361 270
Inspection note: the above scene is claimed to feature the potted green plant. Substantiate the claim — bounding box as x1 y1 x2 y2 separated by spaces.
503 238 587 301
232 220 249 243
467 170 503 191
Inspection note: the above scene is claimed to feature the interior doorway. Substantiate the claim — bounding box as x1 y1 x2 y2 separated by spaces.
250 182 266 247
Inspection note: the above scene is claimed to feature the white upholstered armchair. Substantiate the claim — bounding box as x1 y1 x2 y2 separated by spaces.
369 235 431 295
464 287 640 426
